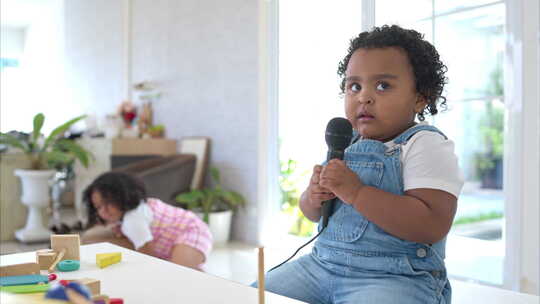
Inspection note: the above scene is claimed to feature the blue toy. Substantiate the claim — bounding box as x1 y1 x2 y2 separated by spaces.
0 274 48 286
45 282 91 301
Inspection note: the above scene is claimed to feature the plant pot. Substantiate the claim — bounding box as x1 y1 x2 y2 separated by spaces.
197 210 233 246
14 169 55 242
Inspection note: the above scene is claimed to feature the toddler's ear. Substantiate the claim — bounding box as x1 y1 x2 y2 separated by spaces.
415 94 428 113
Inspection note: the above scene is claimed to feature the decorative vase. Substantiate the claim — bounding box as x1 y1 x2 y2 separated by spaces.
197 210 233 246
14 169 55 242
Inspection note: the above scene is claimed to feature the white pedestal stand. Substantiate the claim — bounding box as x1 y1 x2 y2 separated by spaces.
14 169 55 242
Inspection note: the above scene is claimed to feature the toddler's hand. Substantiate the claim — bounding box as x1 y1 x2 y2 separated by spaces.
111 223 123 238
306 165 336 209
320 159 364 204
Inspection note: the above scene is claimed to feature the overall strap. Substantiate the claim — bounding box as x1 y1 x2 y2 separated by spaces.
393 124 447 145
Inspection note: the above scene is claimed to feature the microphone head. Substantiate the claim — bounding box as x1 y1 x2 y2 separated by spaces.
325 117 353 151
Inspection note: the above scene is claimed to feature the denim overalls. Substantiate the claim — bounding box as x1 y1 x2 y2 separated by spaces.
262 124 452 304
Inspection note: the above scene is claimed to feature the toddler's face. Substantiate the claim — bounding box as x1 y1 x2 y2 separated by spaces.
344 47 426 142
91 190 123 224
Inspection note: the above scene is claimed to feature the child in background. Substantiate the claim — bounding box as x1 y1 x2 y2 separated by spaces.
82 172 212 270
259 25 463 303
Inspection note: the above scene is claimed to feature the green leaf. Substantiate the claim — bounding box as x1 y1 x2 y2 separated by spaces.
175 190 205 205
0 133 30 152
42 115 86 152
32 113 45 145
210 167 220 184
55 139 90 168
45 151 73 167
222 191 245 208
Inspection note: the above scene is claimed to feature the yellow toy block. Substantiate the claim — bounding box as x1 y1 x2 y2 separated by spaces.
96 252 122 269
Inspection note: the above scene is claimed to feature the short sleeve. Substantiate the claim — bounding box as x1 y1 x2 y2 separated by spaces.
121 202 154 249
400 131 464 198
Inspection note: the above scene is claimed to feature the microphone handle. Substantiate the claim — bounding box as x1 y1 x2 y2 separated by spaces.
321 198 336 229
320 149 345 229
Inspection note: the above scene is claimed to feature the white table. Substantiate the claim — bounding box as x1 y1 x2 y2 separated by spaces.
1 243 538 304
0 243 305 303
451 279 538 304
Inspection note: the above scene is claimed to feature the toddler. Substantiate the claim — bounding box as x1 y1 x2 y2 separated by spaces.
259 25 463 304
82 172 212 270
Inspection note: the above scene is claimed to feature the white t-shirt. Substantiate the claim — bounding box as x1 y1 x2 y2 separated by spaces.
120 202 154 249
385 124 464 198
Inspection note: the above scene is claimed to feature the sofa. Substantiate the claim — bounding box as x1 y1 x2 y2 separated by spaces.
112 154 197 205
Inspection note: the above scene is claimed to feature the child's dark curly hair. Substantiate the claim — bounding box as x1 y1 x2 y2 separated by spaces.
338 25 447 121
83 171 147 228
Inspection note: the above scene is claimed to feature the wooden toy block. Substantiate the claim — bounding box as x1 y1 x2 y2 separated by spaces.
48 248 66 273
67 278 100 295
96 252 122 269
0 274 49 286
36 249 57 270
0 263 40 277
92 294 110 304
0 283 50 293
50 234 80 261
0 292 67 304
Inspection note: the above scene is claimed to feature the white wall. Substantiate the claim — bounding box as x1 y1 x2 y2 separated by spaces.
64 0 262 243
63 0 124 121
131 0 261 243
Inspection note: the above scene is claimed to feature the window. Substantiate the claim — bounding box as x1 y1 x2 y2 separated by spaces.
278 0 362 237
376 0 506 285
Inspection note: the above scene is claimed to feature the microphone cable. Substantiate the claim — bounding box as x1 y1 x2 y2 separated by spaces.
267 226 326 272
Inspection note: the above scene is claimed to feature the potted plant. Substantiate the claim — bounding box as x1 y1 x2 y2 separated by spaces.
175 167 245 245
0 113 91 242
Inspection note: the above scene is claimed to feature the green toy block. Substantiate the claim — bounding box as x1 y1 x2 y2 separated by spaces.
0 283 50 293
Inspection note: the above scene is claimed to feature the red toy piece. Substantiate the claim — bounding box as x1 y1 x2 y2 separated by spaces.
48 273 57 281
109 298 124 304
59 280 69 286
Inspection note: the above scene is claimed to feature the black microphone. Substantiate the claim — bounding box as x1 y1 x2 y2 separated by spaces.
320 117 353 229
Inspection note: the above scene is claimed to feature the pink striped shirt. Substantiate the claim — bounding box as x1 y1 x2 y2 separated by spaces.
146 198 213 262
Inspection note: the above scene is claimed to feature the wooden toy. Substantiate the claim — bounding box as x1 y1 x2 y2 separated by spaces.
57 260 80 272
45 281 91 302
109 298 124 304
36 250 57 270
91 294 110 304
48 248 66 273
258 246 265 304
0 292 68 304
0 274 49 286
48 274 57 281
76 278 100 295
65 278 100 295
65 288 94 304
0 263 40 277
0 283 50 293
50 234 80 261
96 252 122 269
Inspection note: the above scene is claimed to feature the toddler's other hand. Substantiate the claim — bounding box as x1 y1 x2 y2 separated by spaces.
306 165 336 209
320 159 364 204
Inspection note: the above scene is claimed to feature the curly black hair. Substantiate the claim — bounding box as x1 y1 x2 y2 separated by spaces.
337 25 447 121
83 171 147 228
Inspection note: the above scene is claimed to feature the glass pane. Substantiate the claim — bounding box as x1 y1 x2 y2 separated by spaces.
435 3 505 101
434 97 505 285
376 0 506 286
279 0 362 237
435 0 502 15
